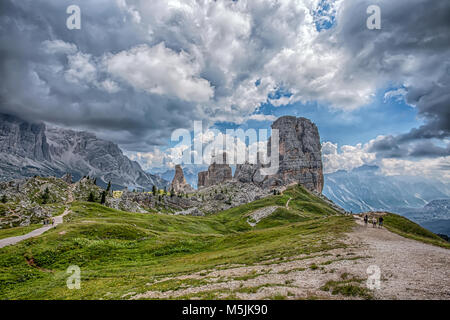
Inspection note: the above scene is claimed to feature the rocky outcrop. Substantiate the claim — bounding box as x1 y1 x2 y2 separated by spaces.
0 175 105 228
234 116 324 193
61 173 73 184
0 113 51 162
0 113 168 190
197 153 232 188
170 165 194 194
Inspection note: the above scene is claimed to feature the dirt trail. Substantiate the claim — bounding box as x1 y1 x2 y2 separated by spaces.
345 216 450 299
131 215 450 300
0 208 70 248
0 186 74 249
285 197 292 209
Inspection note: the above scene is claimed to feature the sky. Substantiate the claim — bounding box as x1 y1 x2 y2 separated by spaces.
0 0 449 181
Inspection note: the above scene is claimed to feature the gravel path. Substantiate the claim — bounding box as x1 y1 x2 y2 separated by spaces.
346 216 450 299
286 197 292 209
0 208 70 249
131 215 450 300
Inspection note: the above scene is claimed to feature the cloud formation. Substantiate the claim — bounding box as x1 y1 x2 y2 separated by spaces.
0 0 448 174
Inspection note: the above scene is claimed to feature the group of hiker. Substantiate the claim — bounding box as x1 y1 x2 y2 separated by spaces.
43 218 55 226
363 214 383 228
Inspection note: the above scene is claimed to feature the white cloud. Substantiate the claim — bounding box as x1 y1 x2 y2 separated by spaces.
105 43 214 102
323 138 450 182
380 157 450 182
64 52 97 85
41 40 77 55
383 88 409 104
322 141 377 174
116 0 141 24
248 114 277 122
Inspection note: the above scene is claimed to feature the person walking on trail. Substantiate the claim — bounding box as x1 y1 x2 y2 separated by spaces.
372 218 377 228
364 215 368 226
378 216 384 228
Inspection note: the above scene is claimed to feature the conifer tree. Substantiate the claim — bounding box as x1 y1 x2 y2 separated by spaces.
100 191 106 204
41 187 50 204
88 192 96 202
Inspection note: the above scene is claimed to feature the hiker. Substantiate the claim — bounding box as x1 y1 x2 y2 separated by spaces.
378 216 384 228
364 215 368 226
372 218 377 228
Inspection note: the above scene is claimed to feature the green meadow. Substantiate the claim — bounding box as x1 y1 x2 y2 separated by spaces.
0 185 446 299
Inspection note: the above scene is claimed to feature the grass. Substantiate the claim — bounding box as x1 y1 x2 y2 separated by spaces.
0 185 354 299
320 274 373 300
0 224 43 240
383 213 450 249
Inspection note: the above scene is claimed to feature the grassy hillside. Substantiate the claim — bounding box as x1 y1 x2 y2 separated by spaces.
0 224 43 240
383 213 450 248
0 185 357 299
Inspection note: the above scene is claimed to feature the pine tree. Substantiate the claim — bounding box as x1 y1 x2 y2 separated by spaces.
152 185 157 196
1 195 7 204
106 181 111 192
170 188 175 198
93 178 97 185
41 187 50 204
100 191 106 204
88 192 96 202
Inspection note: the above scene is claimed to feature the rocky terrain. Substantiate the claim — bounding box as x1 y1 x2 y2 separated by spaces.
198 153 233 188
0 113 168 191
0 175 103 228
108 180 273 216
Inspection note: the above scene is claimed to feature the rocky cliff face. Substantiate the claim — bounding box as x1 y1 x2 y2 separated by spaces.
0 113 168 190
170 165 194 193
234 116 324 193
198 153 233 188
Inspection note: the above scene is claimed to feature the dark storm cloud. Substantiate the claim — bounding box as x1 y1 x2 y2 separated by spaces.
336 0 450 159
0 0 200 151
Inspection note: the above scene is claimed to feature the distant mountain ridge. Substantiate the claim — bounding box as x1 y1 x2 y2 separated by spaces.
323 165 450 213
0 113 168 190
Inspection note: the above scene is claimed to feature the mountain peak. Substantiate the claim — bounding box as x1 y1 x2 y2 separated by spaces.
0 113 168 190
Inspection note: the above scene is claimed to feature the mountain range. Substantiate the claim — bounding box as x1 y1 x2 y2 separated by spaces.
323 165 450 213
0 113 168 190
323 165 450 236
